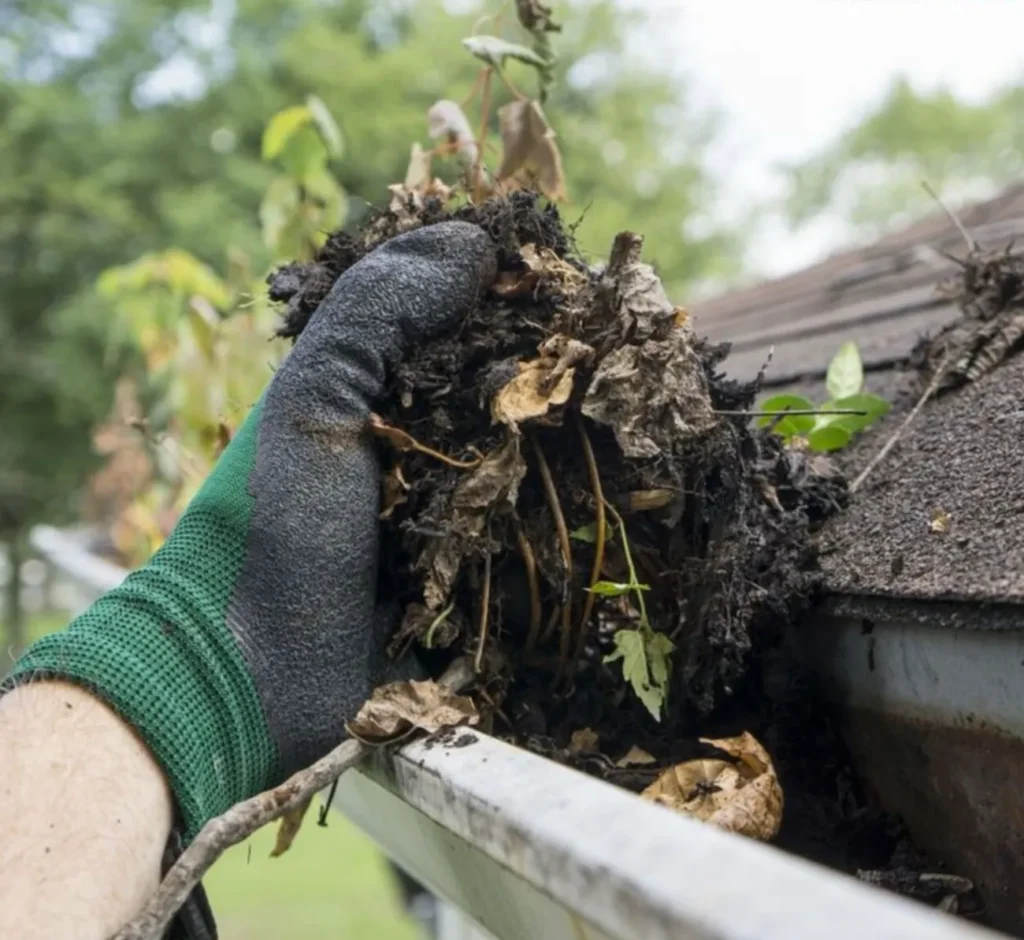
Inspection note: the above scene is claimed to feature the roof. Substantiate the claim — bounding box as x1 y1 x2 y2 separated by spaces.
693 182 1024 385
694 182 1024 607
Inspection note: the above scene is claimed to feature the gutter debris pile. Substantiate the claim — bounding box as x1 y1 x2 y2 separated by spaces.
269 192 978 917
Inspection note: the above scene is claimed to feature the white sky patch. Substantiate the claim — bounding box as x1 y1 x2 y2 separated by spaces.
626 0 1024 278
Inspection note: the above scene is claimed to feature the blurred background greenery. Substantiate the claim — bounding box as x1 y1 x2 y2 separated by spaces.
4 0 1024 935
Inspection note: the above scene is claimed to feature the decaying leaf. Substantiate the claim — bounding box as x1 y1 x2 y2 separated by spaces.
603 231 678 342
616 745 657 768
492 358 574 427
520 243 586 294
604 628 674 720
930 508 952 534
347 679 479 743
420 436 526 609
582 332 717 459
271 797 312 858
497 99 566 201
569 727 600 753
642 732 783 842
427 99 478 167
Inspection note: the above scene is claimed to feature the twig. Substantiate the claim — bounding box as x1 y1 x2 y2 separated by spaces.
572 418 607 676
516 519 543 651
922 180 976 253
473 550 493 674
530 434 574 682
714 408 867 418
851 356 949 494
110 739 368 940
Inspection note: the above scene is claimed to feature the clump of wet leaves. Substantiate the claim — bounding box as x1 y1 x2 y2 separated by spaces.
269 189 846 817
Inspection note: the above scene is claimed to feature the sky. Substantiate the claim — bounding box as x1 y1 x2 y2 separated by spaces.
627 0 1024 278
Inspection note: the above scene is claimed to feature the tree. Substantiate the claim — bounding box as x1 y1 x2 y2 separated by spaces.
784 75 1024 238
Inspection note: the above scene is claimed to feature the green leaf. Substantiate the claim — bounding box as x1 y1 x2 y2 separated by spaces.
279 126 328 182
587 580 649 597
260 176 300 252
570 522 614 544
826 341 864 399
306 95 344 158
262 105 312 161
756 395 816 435
807 424 852 452
462 35 550 71
815 393 891 434
603 629 673 721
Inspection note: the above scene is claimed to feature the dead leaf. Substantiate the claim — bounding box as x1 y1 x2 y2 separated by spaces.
616 745 657 768
582 332 716 459
641 732 783 841
930 508 952 533
347 679 479 743
497 99 566 201
603 232 678 342
427 99 478 167
271 797 312 858
626 489 676 512
492 359 575 427
380 465 410 520
493 269 540 298
569 727 600 753
404 142 432 190
520 243 586 294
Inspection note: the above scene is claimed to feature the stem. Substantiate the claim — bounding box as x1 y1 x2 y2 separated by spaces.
424 602 455 650
473 550 493 674
715 409 867 418
516 520 543 651
3 529 26 666
530 434 573 682
473 67 493 202
603 501 648 628
572 420 607 674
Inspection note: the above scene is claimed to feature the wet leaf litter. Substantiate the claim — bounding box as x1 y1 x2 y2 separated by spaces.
268 192 976 913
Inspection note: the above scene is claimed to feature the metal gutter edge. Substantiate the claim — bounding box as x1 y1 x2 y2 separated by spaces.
332 729 1006 940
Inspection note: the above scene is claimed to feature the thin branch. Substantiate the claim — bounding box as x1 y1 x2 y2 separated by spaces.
851 356 949 494
922 180 976 253
516 518 543 651
473 549 493 674
571 418 607 678
111 739 368 940
715 408 867 418
530 433 573 683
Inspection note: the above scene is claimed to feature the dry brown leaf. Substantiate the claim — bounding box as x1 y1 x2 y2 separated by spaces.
347 679 479 743
270 796 312 858
626 489 676 512
616 745 657 767
492 359 574 427
427 99 478 167
497 99 566 201
568 727 600 753
520 243 586 293
641 732 783 841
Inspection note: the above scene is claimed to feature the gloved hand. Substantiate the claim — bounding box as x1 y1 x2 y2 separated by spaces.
6 222 496 842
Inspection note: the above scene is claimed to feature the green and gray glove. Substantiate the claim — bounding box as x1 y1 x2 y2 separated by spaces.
6 222 496 841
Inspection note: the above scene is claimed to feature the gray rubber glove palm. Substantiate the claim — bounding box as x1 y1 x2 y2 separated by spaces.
9 222 496 840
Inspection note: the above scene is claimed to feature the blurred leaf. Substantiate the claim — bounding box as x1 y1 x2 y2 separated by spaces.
815 393 891 434
807 425 851 452
279 125 329 182
306 94 344 158
404 142 433 189
462 35 549 71
427 99 478 166
826 341 863 399
261 104 312 160
497 99 565 200
756 395 815 435
588 580 648 596
259 176 300 252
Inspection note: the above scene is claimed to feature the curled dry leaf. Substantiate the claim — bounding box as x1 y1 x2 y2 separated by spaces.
569 727 600 754
616 745 657 768
497 99 566 201
270 796 312 858
427 99 478 167
641 732 783 842
347 679 479 744
492 358 574 427
603 231 679 342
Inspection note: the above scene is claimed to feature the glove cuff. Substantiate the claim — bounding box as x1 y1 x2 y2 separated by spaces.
3 408 277 841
